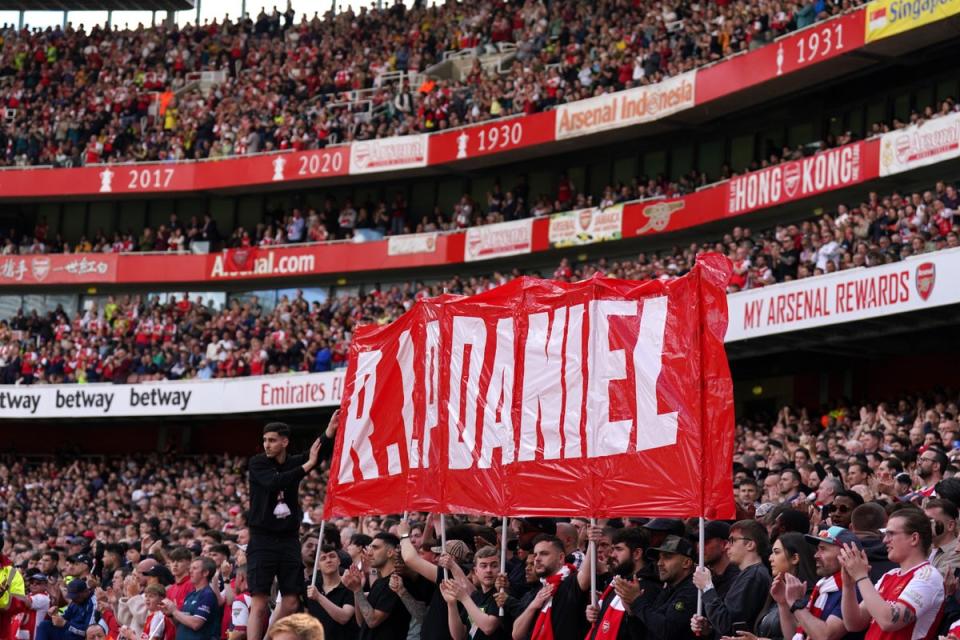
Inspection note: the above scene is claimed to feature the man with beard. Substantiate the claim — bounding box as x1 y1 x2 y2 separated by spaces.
582 527 661 639
509 535 583 640
342 533 410 640
624 535 699 640
924 498 960 578
917 448 949 498
699 522 739 598
439 546 509 640
774 526 862 640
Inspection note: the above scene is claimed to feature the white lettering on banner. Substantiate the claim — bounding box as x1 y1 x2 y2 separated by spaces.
424 321 440 465
448 316 486 470
727 144 862 214
634 297 679 450
563 305 584 458
586 300 636 458
126 167 175 191
464 219 533 262
350 135 428 174
518 309 568 461
555 72 696 139
387 232 438 257
0 371 344 419
726 249 960 341
210 251 316 278
479 318 515 468
397 330 419 467
339 350 382 483
880 111 960 176
337 299 679 483
296 151 345 177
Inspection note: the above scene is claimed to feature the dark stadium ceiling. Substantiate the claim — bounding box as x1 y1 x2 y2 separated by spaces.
0 0 192 9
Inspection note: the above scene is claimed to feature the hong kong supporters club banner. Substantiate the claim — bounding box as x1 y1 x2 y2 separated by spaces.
0 371 344 419
324 254 736 519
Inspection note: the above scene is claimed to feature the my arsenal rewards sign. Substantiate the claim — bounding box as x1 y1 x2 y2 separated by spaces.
324 253 736 519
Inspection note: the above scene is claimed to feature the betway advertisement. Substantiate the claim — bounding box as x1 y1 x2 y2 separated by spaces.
726 248 957 341
865 0 960 41
349 135 428 174
0 371 345 419
725 141 877 216
554 71 696 140
879 111 960 176
464 218 533 262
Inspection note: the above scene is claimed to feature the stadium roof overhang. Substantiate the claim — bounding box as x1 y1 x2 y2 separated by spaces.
0 0 192 9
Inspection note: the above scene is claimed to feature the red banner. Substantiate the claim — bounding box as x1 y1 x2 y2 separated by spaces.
696 9 866 104
430 112 556 165
724 140 878 216
324 253 736 519
0 147 350 198
0 254 118 285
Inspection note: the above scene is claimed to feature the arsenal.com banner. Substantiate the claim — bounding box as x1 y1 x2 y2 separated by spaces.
324 254 736 520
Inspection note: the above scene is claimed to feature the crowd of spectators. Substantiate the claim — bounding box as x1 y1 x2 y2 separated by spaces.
9 188 960 375
1 93 956 256
4 392 960 639
0 174 957 386
0 0 863 168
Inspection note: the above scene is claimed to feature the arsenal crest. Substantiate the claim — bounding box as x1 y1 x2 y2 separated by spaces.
579 208 594 231
31 257 50 282
782 161 801 198
231 249 251 271
915 262 935 301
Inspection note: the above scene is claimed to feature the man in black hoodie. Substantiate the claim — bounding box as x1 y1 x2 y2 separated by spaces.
246 411 339 640
850 502 896 582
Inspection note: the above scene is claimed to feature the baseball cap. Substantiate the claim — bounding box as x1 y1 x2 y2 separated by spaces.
647 535 695 559
66 579 89 599
805 526 863 549
702 521 731 542
642 518 686 536
68 553 92 566
26 573 47 583
430 540 473 564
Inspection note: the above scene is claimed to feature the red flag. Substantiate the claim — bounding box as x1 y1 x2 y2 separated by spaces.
324 253 735 519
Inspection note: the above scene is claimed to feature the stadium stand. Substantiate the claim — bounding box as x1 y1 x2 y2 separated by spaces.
0 0 861 167
3 2 960 640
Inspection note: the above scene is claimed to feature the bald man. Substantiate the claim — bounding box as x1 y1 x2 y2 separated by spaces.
556 523 585 568
116 559 160 630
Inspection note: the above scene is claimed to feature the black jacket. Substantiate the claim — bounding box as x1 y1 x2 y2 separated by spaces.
247 432 332 535
630 573 699 640
702 562 772 637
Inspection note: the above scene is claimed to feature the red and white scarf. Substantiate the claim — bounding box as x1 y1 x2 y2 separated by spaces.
585 583 628 640
530 564 577 640
793 571 842 640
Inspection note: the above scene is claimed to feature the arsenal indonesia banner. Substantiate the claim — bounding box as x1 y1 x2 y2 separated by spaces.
324 253 736 519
